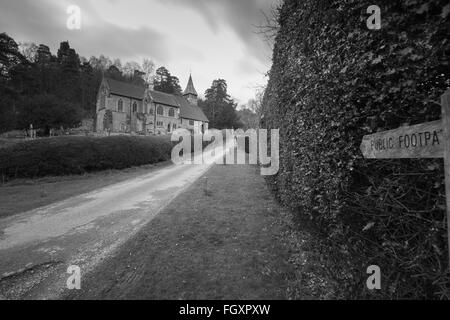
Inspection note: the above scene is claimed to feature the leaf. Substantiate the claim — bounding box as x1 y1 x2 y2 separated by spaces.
410 54 423 61
399 47 413 56
372 56 383 64
442 4 450 19
363 222 375 232
416 3 429 14
389 87 401 93
432 244 443 256
385 69 396 75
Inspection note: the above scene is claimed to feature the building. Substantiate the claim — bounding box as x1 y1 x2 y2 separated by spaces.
95 75 209 135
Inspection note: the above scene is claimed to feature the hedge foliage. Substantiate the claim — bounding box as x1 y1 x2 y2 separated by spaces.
0 135 173 180
262 0 450 298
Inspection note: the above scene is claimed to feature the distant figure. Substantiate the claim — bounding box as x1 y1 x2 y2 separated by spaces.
29 124 36 140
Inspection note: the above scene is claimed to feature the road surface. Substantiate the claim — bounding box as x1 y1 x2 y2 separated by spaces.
0 159 218 299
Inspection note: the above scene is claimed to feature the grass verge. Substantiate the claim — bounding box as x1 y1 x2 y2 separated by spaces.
64 164 337 300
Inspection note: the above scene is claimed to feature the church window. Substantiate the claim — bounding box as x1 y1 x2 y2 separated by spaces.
169 108 175 117
133 102 138 113
189 120 194 126
157 106 163 116
100 92 106 109
118 99 123 112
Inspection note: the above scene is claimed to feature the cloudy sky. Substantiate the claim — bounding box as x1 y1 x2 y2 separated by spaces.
0 0 277 105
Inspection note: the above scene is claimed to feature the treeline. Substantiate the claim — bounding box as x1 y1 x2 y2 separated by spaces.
262 0 449 298
0 33 158 134
0 32 245 134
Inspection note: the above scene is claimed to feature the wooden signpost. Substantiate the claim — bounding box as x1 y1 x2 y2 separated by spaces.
360 89 450 264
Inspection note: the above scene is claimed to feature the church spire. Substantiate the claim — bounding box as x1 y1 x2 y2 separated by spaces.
183 74 198 97
183 74 198 106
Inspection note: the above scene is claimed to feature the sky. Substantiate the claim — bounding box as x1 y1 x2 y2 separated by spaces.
0 0 278 106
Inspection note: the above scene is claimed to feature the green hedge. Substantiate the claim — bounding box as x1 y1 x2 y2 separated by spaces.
262 0 450 298
0 135 173 180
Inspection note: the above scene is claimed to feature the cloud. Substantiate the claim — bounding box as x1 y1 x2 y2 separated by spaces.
0 0 274 102
235 58 260 76
0 0 169 62
160 0 276 65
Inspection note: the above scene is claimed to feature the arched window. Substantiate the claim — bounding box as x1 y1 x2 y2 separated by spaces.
100 88 106 109
100 95 106 109
117 99 123 112
149 108 154 115
157 106 163 115
169 108 175 117
133 102 138 113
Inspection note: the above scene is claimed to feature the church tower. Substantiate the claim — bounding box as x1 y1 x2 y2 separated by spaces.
183 74 198 106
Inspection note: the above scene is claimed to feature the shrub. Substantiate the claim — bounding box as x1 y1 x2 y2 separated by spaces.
0 135 173 180
262 0 450 298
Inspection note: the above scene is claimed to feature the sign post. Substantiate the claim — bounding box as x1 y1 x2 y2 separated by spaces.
360 89 450 265
441 89 450 266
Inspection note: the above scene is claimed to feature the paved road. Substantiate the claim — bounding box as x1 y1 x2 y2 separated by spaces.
0 159 218 299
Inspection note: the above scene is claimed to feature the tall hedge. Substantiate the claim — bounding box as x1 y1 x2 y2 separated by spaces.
262 0 450 298
0 135 173 180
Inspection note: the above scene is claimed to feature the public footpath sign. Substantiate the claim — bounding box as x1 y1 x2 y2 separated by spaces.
360 89 450 265
360 120 443 159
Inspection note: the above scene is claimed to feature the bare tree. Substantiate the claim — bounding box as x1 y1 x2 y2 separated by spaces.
123 61 141 76
141 58 155 85
254 3 281 49
18 42 38 63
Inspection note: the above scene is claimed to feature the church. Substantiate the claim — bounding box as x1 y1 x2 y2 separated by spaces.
95 75 209 135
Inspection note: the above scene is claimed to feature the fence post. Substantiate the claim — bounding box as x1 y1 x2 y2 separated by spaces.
441 89 450 267
203 177 208 196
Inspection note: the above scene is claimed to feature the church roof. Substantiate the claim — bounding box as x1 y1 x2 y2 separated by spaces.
104 77 145 100
103 77 208 122
174 96 209 122
183 74 198 96
148 89 182 108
